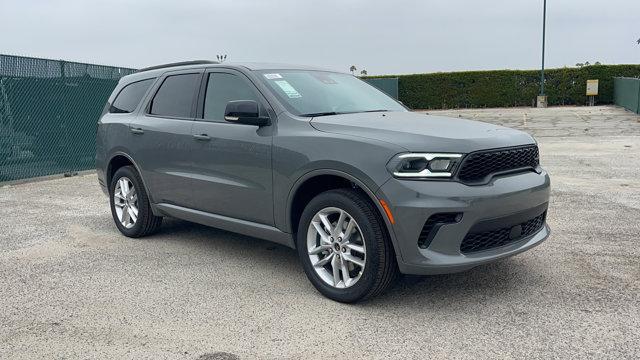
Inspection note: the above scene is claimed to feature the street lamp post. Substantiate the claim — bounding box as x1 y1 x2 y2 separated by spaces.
538 0 547 107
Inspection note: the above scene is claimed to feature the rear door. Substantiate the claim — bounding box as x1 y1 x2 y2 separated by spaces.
128 69 203 207
190 69 274 225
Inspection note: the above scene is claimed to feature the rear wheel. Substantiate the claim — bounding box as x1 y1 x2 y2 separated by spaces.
297 188 398 302
109 166 162 237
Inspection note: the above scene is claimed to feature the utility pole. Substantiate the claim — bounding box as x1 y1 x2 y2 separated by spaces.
537 0 547 107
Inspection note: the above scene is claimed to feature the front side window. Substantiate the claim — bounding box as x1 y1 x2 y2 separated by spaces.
256 70 406 117
149 73 200 118
110 78 154 113
203 73 260 120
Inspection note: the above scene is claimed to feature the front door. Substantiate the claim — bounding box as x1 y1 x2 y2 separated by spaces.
190 70 274 225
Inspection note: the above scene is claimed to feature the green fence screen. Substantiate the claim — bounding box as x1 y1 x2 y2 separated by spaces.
614 77 640 114
364 77 399 99
0 54 135 182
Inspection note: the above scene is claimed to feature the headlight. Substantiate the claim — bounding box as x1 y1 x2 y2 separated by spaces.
388 153 463 178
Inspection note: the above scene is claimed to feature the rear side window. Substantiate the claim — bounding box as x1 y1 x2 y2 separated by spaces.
110 79 154 113
149 73 200 118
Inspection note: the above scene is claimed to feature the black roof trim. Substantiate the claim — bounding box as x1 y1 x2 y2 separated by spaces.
135 60 219 73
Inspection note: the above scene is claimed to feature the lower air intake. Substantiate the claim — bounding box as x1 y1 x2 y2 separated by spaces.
418 213 462 249
460 211 546 254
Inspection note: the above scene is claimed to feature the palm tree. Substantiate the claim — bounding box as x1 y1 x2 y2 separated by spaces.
360 69 368 76
349 65 357 75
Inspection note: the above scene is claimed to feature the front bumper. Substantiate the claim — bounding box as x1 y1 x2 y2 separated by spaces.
376 170 551 275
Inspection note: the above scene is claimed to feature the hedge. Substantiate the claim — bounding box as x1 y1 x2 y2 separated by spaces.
366 65 640 110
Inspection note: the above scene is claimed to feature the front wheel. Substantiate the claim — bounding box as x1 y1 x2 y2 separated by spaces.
297 189 398 302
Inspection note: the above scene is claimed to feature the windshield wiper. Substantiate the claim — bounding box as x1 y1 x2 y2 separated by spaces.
360 109 390 113
301 109 391 117
299 111 342 117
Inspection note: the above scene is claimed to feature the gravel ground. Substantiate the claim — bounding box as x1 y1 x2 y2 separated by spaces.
1 106 639 359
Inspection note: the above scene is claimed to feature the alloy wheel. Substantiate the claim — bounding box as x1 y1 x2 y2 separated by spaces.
113 177 139 229
306 207 366 289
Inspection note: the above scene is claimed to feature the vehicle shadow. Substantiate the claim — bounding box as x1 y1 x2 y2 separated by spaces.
369 261 539 308
147 218 543 307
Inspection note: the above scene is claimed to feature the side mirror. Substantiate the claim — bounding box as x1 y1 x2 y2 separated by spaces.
224 100 270 126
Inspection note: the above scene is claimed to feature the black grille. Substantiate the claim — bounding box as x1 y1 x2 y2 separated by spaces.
460 211 546 253
418 213 461 249
457 145 539 184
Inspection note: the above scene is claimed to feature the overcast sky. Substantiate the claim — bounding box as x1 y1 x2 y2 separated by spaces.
1 0 638 75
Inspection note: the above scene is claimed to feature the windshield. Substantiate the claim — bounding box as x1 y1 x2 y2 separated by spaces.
256 70 406 116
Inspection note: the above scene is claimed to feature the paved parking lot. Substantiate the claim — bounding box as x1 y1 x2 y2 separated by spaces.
1 106 639 359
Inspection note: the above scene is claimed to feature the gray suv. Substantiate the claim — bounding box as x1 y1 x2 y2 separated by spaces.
96 61 551 302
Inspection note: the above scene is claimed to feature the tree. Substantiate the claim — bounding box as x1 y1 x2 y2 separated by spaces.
637 38 640 44
360 69 368 76
576 61 602 67
349 65 357 74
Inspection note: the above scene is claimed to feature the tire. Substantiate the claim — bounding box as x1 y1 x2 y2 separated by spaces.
296 188 399 303
109 165 162 238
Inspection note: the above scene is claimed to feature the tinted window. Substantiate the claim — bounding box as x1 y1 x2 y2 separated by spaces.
110 78 154 113
150 73 200 118
203 73 260 120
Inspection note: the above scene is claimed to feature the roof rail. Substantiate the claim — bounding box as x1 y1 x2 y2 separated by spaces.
135 60 219 73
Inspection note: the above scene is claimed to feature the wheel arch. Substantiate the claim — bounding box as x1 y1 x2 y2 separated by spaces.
106 152 155 204
286 169 400 256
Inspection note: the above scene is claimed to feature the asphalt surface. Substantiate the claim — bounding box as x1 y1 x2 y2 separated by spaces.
1 106 639 359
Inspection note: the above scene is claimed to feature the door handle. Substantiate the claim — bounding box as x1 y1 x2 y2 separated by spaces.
130 127 144 135
193 133 211 141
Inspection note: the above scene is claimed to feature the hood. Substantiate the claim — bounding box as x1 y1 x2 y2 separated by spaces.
309 111 535 153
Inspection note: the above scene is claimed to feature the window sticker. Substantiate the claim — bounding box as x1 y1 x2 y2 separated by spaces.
263 73 283 79
274 80 302 98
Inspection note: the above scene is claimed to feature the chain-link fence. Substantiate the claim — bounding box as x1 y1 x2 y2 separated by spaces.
0 54 135 182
